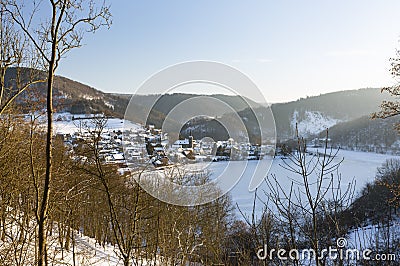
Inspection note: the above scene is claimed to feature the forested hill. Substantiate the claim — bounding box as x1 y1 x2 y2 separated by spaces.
271 88 391 138
5 67 129 117
180 88 393 141
273 88 389 120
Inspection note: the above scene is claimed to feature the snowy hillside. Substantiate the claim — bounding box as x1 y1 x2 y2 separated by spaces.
291 110 341 136
347 219 400 251
0 220 158 265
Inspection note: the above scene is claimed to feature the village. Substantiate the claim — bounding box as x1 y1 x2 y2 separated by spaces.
53 113 276 170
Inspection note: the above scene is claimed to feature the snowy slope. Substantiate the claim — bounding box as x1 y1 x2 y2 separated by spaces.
291 110 341 136
345 217 400 262
0 220 159 265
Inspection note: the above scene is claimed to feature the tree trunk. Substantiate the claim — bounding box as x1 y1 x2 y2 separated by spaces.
37 53 55 266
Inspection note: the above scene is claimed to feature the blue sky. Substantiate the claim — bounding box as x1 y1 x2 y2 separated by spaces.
57 1 400 103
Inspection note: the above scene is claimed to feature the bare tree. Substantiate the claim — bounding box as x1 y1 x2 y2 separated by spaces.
264 129 356 266
1 1 111 265
372 47 400 129
74 117 153 266
371 46 400 210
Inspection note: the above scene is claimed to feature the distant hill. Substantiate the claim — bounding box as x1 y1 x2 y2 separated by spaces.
124 93 265 143
179 105 275 144
271 88 391 138
186 88 394 142
5 67 129 117
123 93 261 114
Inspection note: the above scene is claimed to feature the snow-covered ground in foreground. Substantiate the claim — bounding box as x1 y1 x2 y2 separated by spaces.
347 218 400 250
48 233 122 265
202 149 400 220
52 233 159 265
0 224 158 265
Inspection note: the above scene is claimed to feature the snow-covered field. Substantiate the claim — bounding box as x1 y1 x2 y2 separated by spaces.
202 149 400 220
53 113 141 135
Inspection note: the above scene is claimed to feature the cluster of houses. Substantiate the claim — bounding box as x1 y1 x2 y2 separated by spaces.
56 115 275 170
132 127 274 167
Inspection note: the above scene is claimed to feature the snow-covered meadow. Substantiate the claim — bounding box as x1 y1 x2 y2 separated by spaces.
53 113 141 135
202 149 400 220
